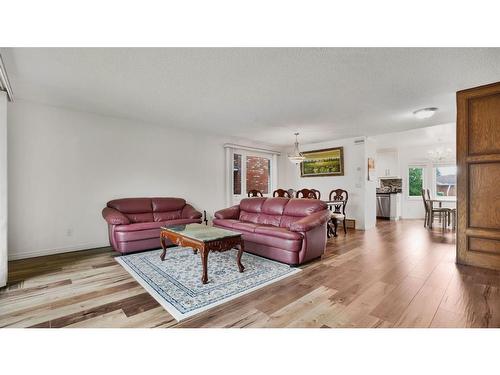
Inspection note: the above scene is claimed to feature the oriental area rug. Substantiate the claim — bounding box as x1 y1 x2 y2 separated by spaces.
116 247 300 321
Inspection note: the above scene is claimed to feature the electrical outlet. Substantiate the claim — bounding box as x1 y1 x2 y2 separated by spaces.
66 228 73 237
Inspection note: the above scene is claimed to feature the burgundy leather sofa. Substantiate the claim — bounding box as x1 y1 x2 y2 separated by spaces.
213 197 330 265
102 197 202 254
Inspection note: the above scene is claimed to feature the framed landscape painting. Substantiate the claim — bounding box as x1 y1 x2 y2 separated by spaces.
300 147 344 177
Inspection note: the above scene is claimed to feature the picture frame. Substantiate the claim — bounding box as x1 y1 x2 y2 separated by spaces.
300 146 344 177
368 157 375 181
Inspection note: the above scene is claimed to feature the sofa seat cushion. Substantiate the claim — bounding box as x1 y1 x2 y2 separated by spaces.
232 221 259 233
115 221 164 232
163 218 203 227
212 218 239 229
255 225 303 240
331 212 345 219
153 210 182 222
240 231 302 252
115 218 199 232
115 228 161 242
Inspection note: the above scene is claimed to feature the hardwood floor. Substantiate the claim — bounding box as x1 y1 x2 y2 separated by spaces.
2 219 500 328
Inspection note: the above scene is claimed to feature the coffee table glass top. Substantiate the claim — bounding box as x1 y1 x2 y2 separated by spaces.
161 223 241 242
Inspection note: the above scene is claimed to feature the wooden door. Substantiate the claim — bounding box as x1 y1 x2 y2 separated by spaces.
457 82 500 270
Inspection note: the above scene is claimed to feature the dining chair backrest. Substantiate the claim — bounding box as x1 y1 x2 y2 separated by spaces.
273 189 291 198
425 189 431 201
329 189 348 215
247 189 263 197
311 189 321 200
421 189 430 213
295 188 318 199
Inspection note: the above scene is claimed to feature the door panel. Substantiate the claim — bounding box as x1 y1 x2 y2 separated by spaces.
468 163 500 229
457 82 500 270
468 94 500 155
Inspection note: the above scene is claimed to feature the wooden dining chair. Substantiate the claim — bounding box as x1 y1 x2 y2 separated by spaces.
295 188 318 199
311 189 321 200
273 189 291 198
247 189 263 197
421 189 430 227
328 189 348 237
422 189 450 229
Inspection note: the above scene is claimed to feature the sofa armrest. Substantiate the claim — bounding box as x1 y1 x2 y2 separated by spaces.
181 204 203 220
214 205 240 220
290 210 331 232
102 207 130 225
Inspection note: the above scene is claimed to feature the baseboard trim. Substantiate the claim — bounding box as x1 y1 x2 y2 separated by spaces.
8 242 110 260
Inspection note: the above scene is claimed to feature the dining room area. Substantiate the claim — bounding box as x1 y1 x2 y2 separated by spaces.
239 123 457 238
373 123 457 233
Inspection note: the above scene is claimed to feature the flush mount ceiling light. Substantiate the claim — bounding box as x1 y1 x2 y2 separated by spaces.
413 107 438 119
287 132 306 164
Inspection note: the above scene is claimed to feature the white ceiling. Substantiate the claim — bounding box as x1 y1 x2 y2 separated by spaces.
2 48 499 146
373 123 456 150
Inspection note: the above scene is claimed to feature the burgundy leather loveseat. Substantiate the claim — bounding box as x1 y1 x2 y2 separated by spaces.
102 197 202 254
213 197 330 265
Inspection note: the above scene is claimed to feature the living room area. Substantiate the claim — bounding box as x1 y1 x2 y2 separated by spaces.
2 47 499 329
3 3 500 374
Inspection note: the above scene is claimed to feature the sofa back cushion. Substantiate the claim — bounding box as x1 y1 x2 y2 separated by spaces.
279 198 327 229
259 198 289 226
151 198 186 222
239 197 266 224
238 197 325 228
107 197 187 223
107 198 153 223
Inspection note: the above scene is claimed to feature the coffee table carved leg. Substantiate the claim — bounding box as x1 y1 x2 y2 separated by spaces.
200 247 209 284
160 234 167 261
237 242 245 273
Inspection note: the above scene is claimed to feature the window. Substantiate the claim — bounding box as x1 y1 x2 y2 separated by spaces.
408 167 424 197
246 156 270 194
227 147 276 205
233 153 242 195
435 165 456 198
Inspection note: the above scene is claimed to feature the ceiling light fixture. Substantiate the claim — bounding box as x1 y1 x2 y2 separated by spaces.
427 147 453 162
413 107 438 119
288 132 306 164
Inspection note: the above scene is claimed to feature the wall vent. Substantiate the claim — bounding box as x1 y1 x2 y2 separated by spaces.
354 138 365 145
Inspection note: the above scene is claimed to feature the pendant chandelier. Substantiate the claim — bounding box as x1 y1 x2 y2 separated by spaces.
427 147 453 162
288 132 306 164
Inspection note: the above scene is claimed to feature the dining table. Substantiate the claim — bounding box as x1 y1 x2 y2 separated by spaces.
428 198 457 230
428 198 457 208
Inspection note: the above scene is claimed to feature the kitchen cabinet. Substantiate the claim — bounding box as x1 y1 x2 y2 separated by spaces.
376 149 399 178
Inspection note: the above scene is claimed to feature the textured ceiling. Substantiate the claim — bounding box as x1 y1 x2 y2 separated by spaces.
2 48 499 146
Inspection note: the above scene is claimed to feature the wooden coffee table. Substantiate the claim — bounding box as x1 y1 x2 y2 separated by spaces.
159 223 245 284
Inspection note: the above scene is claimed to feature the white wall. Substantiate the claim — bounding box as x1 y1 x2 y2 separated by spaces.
7 100 276 260
280 136 376 230
0 92 7 286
